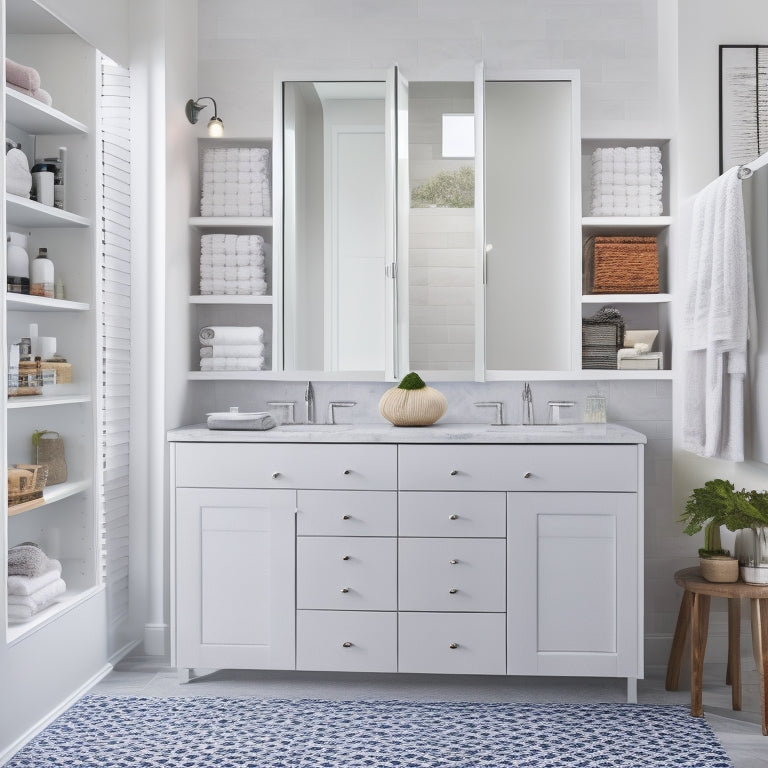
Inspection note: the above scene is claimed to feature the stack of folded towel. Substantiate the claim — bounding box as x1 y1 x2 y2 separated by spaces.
199 326 265 371
7 542 66 623
200 147 271 217
6 58 52 106
590 146 663 217
200 234 267 295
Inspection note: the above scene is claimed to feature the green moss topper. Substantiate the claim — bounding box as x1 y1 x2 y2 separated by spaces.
397 372 426 390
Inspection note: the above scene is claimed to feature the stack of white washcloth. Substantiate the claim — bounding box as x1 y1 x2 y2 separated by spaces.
200 147 271 217
199 326 265 371
200 234 267 295
7 543 66 623
590 146 663 216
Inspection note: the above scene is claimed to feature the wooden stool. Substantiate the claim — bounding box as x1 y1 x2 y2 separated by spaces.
665 566 768 735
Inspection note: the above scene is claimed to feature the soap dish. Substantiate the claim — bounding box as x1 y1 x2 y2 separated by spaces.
206 406 276 431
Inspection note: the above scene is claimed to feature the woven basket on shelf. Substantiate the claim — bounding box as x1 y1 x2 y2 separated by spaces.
7 464 48 507
581 306 625 370
584 236 659 294
33 430 67 485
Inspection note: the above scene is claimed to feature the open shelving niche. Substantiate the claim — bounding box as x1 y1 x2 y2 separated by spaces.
580 138 672 377
188 138 275 380
3 32 100 642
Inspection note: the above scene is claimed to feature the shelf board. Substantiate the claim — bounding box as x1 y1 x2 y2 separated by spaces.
6 585 103 646
6 194 90 228
6 294 90 312
582 293 672 304
5 88 89 135
582 216 671 230
188 370 274 380
7 393 90 409
578 369 673 380
190 295 273 305
8 478 91 517
189 216 273 228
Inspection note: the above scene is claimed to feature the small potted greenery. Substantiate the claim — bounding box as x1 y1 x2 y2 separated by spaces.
679 479 768 583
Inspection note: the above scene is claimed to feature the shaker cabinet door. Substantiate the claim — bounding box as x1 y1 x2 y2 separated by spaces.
175 487 296 671
507 492 639 678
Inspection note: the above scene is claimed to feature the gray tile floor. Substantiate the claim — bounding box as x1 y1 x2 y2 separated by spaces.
92 657 768 766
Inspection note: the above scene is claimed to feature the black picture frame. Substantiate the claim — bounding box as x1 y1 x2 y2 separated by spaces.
719 44 768 174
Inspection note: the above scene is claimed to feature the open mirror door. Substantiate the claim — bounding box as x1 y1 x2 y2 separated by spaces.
474 62 486 381
393 66 409 381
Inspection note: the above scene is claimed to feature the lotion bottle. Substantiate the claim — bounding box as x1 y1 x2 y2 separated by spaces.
30 247 54 298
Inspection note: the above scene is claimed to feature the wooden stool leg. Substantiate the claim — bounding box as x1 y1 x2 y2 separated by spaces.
691 592 711 718
666 590 694 691
754 598 768 737
727 597 741 710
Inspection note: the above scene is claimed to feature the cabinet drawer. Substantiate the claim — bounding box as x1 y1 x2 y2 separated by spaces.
398 444 637 492
297 537 396 610
398 613 506 675
296 610 397 673
297 490 397 536
175 442 397 490
399 492 505 537
398 538 505 612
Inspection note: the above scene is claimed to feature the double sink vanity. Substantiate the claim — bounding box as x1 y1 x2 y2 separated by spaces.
168 421 646 701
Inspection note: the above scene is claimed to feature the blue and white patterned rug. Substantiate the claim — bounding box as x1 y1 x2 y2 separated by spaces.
7 696 733 767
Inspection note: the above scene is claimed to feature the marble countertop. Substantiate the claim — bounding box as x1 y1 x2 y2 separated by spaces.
167 422 646 445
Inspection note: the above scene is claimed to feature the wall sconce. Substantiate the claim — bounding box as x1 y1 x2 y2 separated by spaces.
185 96 224 137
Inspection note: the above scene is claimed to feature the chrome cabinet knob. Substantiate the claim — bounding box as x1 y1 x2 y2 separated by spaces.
523 471 532 478
272 471 281 479
449 514 458 520
450 469 458 476
449 559 458 565
343 469 351 475
449 588 458 594
342 514 351 520
341 587 350 593
449 643 459 649
342 555 350 561
342 641 353 648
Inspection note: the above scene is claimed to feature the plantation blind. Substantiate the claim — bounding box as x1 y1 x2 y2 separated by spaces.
99 59 131 636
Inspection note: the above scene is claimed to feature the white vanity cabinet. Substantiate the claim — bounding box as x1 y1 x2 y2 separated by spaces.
169 426 644 694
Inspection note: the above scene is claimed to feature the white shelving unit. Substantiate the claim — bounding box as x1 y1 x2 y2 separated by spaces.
188 137 275 378
580 138 673 377
3 18 101 644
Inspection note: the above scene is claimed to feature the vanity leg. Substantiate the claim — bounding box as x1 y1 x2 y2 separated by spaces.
177 667 193 684
626 677 637 704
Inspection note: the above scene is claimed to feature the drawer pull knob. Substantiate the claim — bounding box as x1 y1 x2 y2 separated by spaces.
449 643 459 649
523 471 532 479
341 587 350 593
342 555 350 561
343 469 351 475
342 641 353 648
272 471 281 479
449 559 458 565
449 588 458 594
449 514 459 520
342 514 351 520
450 469 458 476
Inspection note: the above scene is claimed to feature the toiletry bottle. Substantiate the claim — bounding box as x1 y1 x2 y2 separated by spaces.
31 161 55 206
30 247 54 298
6 231 30 294
43 149 66 210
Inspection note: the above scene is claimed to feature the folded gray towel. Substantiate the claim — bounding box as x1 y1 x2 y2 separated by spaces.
8 542 51 577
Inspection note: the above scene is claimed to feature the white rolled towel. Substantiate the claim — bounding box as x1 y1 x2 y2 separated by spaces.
200 357 264 372
238 279 267 295
7 577 66 618
199 278 227 294
200 343 265 358
200 326 264 346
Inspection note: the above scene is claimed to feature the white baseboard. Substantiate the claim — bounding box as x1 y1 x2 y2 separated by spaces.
0 663 112 767
143 623 168 656
109 637 143 667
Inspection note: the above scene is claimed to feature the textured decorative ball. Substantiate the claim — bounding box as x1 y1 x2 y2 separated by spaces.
378 372 448 427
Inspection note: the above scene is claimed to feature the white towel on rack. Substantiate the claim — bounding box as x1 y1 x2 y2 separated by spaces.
7 559 62 596
200 357 264 372
200 343 265 359
199 326 264 346
682 166 754 461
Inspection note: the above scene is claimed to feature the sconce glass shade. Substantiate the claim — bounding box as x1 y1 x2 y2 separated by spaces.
185 96 224 137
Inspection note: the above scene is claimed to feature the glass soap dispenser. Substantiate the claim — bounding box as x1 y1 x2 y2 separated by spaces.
30 247 54 298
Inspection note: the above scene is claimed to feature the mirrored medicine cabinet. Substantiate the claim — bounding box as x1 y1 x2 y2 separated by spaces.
273 66 580 381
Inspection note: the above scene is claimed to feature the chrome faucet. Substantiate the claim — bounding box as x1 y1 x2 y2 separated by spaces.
522 382 534 425
304 381 315 424
327 401 356 425
474 401 504 426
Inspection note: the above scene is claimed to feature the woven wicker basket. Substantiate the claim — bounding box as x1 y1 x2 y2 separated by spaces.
7 463 48 507
699 555 739 583
585 236 659 294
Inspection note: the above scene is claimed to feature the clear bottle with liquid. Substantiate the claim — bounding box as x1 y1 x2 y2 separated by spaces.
30 247 54 298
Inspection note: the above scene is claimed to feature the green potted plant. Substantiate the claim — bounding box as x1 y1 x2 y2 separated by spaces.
679 479 768 582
